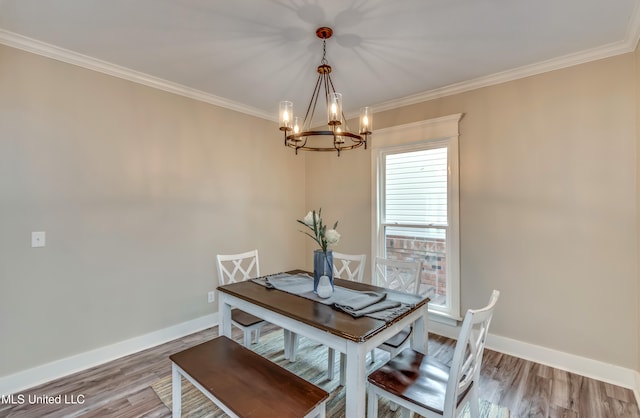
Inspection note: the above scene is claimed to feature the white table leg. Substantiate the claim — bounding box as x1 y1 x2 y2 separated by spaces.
289 332 298 362
344 343 367 418
283 329 291 359
171 363 181 418
410 305 429 354
284 330 299 361
218 293 233 338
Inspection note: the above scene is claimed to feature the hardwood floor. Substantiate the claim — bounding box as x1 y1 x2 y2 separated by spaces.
1 326 638 417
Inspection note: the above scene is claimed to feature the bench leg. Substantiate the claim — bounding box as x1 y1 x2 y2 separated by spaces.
305 401 326 418
319 402 327 418
171 363 182 418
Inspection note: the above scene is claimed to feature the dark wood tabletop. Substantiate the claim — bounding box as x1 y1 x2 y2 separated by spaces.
217 269 429 343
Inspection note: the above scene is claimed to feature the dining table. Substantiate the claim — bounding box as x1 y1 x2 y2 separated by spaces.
217 269 429 418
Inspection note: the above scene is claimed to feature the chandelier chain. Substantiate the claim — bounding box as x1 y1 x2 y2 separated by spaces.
322 39 328 65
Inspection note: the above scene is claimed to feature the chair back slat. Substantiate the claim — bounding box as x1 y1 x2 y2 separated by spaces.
216 250 260 285
374 257 422 294
332 252 366 282
444 289 500 416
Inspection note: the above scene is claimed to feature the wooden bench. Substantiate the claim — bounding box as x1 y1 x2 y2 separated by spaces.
169 335 329 418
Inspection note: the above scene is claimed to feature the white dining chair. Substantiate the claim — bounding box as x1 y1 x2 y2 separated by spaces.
373 257 422 293
216 250 267 347
332 252 366 282
370 257 423 363
367 290 500 418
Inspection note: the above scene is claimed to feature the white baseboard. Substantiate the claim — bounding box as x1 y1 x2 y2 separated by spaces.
0 313 219 396
429 321 640 404
488 333 638 388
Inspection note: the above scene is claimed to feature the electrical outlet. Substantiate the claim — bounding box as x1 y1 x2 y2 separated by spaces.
207 291 215 303
31 231 46 248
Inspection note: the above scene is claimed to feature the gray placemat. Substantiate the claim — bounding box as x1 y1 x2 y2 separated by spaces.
252 273 417 322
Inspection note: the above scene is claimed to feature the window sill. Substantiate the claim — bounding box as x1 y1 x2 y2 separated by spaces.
428 308 462 326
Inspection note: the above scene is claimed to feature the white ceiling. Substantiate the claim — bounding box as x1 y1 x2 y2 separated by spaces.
1 0 640 122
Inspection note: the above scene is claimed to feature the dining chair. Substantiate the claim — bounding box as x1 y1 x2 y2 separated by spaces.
332 252 366 282
367 290 500 418
370 257 422 363
215 250 267 347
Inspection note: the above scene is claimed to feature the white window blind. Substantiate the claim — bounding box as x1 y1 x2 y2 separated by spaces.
385 148 448 239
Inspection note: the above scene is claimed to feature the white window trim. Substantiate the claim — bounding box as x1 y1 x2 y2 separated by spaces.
371 114 463 321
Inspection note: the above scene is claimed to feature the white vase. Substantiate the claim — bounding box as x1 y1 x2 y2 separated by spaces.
316 275 334 298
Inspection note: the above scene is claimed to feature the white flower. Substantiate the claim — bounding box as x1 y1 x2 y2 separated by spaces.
302 211 318 227
325 229 341 245
297 208 340 252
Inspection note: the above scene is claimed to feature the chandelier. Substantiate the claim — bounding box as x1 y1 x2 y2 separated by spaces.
278 27 372 156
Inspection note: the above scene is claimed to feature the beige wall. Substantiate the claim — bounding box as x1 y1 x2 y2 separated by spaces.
2 39 639 379
0 44 306 376
307 53 639 369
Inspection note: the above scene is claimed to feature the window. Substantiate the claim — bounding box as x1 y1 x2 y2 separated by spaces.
372 115 462 321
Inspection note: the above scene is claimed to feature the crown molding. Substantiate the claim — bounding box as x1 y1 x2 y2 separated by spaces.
0 29 273 121
373 40 637 114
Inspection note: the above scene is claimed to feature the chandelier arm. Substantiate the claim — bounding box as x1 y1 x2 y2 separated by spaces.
326 72 337 94
303 74 324 129
308 75 323 130
322 74 329 120
323 73 334 138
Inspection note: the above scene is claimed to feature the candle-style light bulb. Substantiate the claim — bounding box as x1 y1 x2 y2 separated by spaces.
328 93 342 125
279 101 293 130
335 126 344 144
359 106 372 134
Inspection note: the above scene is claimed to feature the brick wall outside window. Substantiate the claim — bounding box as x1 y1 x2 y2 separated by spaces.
385 235 447 304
